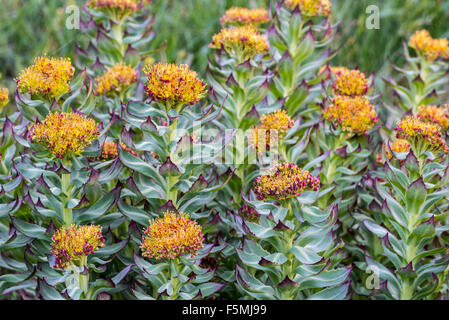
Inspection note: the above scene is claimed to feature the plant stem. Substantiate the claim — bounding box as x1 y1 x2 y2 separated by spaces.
168 258 180 300
167 175 179 206
79 256 89 300
61 159 73 227
112 19 125 58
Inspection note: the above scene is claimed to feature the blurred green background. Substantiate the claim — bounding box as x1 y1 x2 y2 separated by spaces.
1 0 448 91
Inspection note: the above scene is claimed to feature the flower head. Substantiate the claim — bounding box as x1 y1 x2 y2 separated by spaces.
95 62 137 97
385 139 411 160
16 56 74 99
144 63 207 107
253 163 320 201
395 116 449 155
323 96 378 134
332 68 369 97
238 204 260 223
0 87 9 109
409 30 449 61
30 112 100 159
140 211 204 260
220 7 269 27
209 25 269 62
285 0 331 17
249 109 294 152
51 224 105 269
86 0 148 19
417 105 449 131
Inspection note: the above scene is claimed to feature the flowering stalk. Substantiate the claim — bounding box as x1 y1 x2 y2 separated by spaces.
29 112 100 225
385 30 449 116
207 17 270 205
267 0 336 119
133 212 223 299
51 224 105 299
233 163 349 300
356 147 449 299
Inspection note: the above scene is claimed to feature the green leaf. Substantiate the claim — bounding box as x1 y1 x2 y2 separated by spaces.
291 246 322 265
117 200 150 226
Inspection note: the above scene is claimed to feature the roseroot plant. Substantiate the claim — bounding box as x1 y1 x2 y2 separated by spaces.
206 18 271 201
80 0 153 63
15 56 96 122
354 117 449 299
232 162 350 300
132 211 224 300
77 0 157 146
385 30 449 119
314 93 379 212
266 0 337 120
50 224 105 299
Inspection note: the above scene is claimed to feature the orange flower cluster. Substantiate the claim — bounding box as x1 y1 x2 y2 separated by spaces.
323 96 378 134
144 63 207 107
95 62 138 97
249 109 294 152
220 7 269 27
409 30 449 61
253 163 320 201
0 87 8 109
86 0 149 18
285 0 331 17
332 68 369 97
209 25 269 62
16 56 75 99
51 224 105 269
30 112 100 159
417 105 449 131
140 211 204 260
395 116 449 155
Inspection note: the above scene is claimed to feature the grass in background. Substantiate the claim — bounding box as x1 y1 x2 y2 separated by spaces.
1 0 448 92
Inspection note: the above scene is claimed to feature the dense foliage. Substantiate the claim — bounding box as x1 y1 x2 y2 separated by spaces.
1 0 449 300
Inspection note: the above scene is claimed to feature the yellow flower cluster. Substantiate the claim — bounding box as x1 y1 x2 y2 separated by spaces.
417 105 449 131
332 68 369 97
395 116 449 155
95 62 138 97
51 224 105 269
86 0 146 18
30 112 100 159
209 25 269 62
253 163 320 201
0 87 9 109
249 109 294 152
220 7 270 27
144 63 207 107
409 30 449 61
285 0 331 17
16 56 74 99
385 139 411 160
140 211 204 260
323 96 378 134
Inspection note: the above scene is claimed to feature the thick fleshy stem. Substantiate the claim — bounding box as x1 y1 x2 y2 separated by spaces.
111 19 125 59
61 159 73 227
167 258 181 300
78 256 89 299
278 199 298 300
